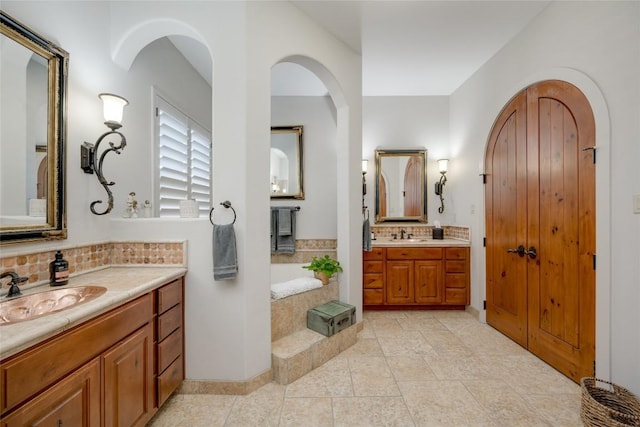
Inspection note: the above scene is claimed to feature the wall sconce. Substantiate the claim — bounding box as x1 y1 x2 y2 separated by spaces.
361 159 368 195
434 159 448 214
81 93 129 215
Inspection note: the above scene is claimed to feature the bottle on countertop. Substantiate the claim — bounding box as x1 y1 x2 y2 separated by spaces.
49 250 69 286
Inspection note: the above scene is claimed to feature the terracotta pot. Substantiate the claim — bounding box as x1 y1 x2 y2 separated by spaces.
314 272 329 286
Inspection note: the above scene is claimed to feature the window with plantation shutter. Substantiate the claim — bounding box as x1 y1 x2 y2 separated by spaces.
155 94 211 217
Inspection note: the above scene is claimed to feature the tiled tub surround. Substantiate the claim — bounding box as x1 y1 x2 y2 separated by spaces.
0 241 186 291
270 282 359 385
271 239 337 264
0 266 187 359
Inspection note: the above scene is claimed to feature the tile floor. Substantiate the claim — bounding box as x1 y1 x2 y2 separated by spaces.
149 310 582 426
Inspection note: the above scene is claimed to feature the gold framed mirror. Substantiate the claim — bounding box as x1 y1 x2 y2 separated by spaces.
0 11 68 244
270 126 304 200
375 149 428 223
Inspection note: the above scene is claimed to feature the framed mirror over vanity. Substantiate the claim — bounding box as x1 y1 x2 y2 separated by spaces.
375 149 428 223
270 126 304 200
0 12 68 244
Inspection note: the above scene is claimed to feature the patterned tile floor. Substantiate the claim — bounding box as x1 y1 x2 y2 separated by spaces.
149 310 582 426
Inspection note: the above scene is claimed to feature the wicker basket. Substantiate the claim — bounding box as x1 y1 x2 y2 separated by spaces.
581 377 640 426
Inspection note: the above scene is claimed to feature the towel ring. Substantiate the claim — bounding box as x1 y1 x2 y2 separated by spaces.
209 201 236 225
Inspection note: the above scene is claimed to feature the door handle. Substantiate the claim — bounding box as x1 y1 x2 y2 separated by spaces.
507 245 526 257
524 246 537 259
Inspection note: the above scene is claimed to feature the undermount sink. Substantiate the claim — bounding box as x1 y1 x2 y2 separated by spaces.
0 286 107 325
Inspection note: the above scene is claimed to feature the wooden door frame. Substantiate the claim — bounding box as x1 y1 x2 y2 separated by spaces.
480 70 611 380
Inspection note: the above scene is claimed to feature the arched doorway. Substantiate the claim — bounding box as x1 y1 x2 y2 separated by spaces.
485 80 596 382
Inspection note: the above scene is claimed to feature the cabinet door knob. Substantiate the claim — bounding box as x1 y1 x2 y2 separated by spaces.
507 245 526 257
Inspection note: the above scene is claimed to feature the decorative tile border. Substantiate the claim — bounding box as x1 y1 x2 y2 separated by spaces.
0 241 186 288
271 239 337 264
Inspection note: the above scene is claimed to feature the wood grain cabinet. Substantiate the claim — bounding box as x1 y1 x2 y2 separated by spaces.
155 278 185 407
363 246 469 309
0 275 185 426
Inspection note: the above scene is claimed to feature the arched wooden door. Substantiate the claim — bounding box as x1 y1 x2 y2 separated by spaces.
485 80 596 382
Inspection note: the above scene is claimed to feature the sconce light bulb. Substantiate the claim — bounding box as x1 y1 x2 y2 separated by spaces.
99 93 128 130
362 159 368 174
438 158 449 174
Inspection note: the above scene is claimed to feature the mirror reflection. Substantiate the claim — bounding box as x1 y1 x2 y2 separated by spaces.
375 149 428 223
0 11 68 243
270 126 304 199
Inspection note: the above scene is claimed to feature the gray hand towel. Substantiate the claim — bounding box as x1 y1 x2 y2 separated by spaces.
363 217 372 252
213 223 238 280
278 208 292 236
270 208 277 254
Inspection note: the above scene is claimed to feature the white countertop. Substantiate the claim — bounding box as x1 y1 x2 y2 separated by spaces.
371 238 470 247
0 266 187 360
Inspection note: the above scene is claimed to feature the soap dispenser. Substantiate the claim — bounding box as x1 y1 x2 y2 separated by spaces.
49 250 69 286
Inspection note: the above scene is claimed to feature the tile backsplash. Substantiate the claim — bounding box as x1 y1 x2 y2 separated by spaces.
0 241 186 288
370 224 470 241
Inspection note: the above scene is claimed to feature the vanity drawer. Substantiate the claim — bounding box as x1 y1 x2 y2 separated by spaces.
157 328 182 374
445 288 467 304
445 247 468 260
157 279 182 314
363 289 384 305
445 260 466 273
363 261 383 274
363 274 383 289
157 304 182 342
363 247 385 260
387 247 442 260
157 354 183 407
445 273 467 288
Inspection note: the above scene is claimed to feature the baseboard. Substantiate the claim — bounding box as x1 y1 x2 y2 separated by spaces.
178 368 273 395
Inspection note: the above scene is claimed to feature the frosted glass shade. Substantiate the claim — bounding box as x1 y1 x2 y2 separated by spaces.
438 158 448 174
99 93 128 128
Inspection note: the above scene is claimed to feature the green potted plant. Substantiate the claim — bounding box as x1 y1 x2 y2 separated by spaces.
302 255 343 285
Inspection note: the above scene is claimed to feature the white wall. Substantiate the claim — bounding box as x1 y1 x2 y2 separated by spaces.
449 1 640 394
1 1 362 383
271 96 337 239
362 96 451 224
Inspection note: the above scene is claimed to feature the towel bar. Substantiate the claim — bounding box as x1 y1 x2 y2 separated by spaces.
209 201 236 225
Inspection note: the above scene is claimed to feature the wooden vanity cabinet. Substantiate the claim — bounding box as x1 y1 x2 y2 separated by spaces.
0 276 185 427
363 246 469 309
363 248 385 305
154 278 185 407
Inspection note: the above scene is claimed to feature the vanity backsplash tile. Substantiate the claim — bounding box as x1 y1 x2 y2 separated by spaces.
0 241 186 288
370 225 470 241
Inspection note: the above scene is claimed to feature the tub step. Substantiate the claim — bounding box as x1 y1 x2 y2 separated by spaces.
271 325 357 385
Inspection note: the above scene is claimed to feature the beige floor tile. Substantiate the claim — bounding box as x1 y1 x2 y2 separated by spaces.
157 310 584 426
421 330 473 356
369 317 406 337
337 336 384 357
398 380 496 426
332 396 415 427
349 355 401 396
224 382 285 427
285 357 354 398
523 393 583 426
148 394 236 427
377 332 438 357
387 355 438 381
279 397 333 426
397 316 448 332
423 353 493 381
463 379 550 426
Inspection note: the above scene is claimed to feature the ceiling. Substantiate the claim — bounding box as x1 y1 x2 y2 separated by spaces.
170 1 551 97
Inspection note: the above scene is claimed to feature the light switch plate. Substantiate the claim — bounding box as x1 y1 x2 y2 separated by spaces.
634 194 640 214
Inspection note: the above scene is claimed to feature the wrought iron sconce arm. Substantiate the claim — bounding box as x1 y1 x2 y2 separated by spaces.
435 173 447 214
81 130 127 215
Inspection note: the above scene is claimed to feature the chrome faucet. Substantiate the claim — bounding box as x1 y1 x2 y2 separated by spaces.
1 271 27 298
